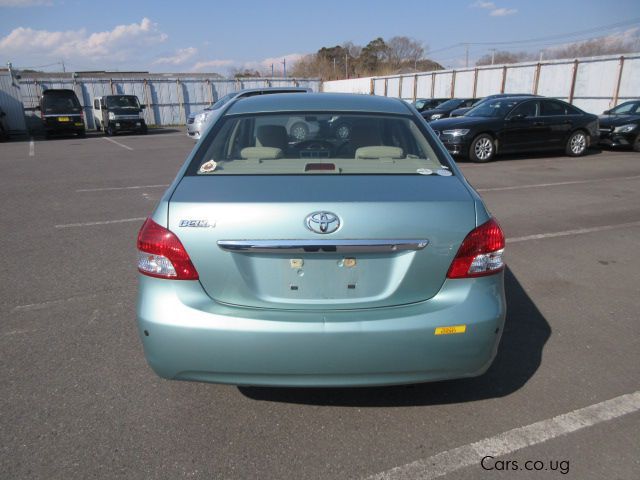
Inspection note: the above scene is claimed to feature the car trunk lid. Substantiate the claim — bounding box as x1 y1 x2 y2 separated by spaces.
168 175 475 310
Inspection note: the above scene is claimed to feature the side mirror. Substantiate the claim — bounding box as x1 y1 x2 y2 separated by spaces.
140 104 146 110
603 109 611 114
35 105 41 111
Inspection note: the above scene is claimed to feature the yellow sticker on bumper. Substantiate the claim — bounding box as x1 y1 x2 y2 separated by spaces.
435 325 467 335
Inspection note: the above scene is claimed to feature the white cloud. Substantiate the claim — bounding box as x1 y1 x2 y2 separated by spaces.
153 47 197 65
190 53 304 74
471 1 517 16
0 18 167 62
0 0 52 6
490 7 517 16
191 59 236 72
472 1 495 9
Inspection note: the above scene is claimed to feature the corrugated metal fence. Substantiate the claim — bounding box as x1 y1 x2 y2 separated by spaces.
323 53 640 114
0 73 321 133
0 72 27 132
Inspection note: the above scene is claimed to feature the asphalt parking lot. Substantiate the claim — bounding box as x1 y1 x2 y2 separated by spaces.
1 131 639 480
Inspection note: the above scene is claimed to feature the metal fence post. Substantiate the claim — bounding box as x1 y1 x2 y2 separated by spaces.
430 72 435 98
472 68 478 98
450 70 456 98
176 79 185 125
143 79 156 126
500 66 507 93
612 55 625 107
568 59 579 104
369 78 374 95
533 62 541 95
413 74 418 101
398 76 403 99
384 78 388 97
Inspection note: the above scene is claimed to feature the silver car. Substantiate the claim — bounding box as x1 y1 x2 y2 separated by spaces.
186 87 311 140
139 93 506 387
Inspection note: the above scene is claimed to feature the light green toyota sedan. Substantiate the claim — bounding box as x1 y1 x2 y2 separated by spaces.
136 93 506 387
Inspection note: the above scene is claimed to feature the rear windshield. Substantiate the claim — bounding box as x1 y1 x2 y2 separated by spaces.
436 99 464 110
187 112 449 176
42 92 81 114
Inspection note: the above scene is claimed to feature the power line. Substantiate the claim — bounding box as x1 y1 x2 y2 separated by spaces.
427 17 640 57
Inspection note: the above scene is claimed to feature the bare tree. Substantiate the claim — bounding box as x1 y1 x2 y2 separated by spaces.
387 36 425 71
476 51 531 66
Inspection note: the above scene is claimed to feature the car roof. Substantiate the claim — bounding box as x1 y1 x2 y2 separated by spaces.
42 89 76 95
227 93 411 115
235 87 311 95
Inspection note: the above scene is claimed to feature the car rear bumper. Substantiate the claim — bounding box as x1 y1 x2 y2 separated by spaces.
136 273 506 387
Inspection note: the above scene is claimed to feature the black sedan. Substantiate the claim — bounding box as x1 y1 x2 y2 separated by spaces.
413 98 449 112
421 98 480 121
598 100 640 152
430 97 599 162
449 93 538 118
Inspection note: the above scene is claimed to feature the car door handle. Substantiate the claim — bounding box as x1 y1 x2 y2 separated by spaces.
563 120 573 125
533 121 545 126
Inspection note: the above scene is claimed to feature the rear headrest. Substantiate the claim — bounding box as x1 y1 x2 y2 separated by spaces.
240 147 283 160
355 146 404 160
257 125 288 149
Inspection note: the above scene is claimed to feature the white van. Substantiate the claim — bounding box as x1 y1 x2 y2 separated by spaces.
93 95 147 135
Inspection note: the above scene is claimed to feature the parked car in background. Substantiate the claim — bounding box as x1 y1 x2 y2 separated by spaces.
598 100 640 152
137 92 506 387
37 89 85 138
421 98 480 121
413 98 449 112
431 96 598 162
449 93 539 118
93 95 147 135
186 87 311 140
0 107 8 141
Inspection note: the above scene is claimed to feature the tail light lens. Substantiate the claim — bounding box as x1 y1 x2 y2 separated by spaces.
137 217 199 280
447 218 505 279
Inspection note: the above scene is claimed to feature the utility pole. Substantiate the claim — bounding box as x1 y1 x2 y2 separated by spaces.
282 58 287 78
271 63 274 77
345 53 348 79
333 57 336 78
61 59 66 72
465 44 469 68
490 49 496 65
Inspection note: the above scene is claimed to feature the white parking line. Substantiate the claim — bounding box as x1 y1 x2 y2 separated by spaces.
365 390 640 480
76 184 169 192
54 217 146 229
477 174 640 192
28 137 34 157
508 221 640 243
102 137 134 151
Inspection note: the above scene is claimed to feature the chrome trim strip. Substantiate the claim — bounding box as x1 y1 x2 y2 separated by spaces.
217 239 429 253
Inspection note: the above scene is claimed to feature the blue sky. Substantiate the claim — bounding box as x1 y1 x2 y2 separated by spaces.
1 0 639 74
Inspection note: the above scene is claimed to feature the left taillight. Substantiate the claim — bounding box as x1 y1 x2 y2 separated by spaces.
137 217 199 280
447 218 505 279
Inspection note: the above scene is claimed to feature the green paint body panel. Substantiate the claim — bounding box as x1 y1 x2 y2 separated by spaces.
136 93 506 387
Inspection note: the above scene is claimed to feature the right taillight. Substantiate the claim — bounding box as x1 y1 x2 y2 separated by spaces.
137 217 199 280
447 218 505 279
